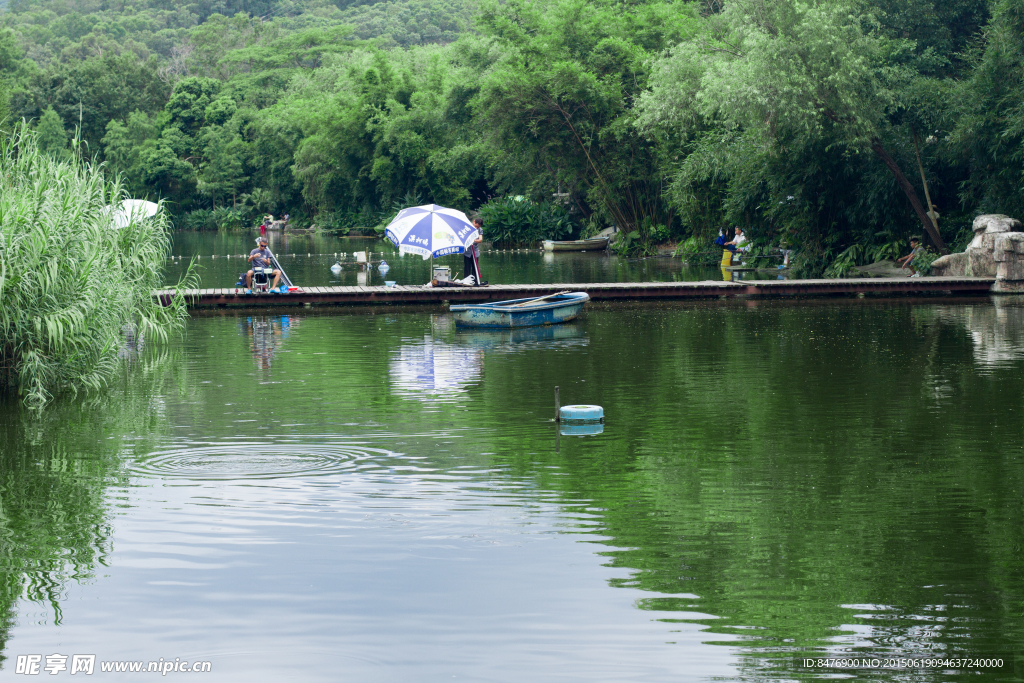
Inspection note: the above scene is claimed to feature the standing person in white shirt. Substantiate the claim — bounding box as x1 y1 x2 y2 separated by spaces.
464 218 484 285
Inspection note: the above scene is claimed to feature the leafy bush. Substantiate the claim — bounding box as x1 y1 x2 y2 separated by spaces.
0 123 194 406
824 244 866 278
174 209 213 231
673 235 721 265
321 207 388 233
210 206 247 231
174 207 250 231
477 197 573 247
913 248 940 275
612 218 669 257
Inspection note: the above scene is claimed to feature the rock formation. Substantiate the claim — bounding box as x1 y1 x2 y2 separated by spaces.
931 214 1024 291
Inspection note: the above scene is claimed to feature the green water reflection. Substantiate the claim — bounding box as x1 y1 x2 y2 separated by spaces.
1 299 1022 680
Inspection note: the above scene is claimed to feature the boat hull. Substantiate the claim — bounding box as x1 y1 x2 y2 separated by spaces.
543 238 610 252
450 293 590 328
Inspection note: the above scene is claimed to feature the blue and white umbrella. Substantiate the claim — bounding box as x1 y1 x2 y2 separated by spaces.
384 204 478 259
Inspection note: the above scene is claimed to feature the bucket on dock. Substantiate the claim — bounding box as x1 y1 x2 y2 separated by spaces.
433 266 451 282
721 250 734 267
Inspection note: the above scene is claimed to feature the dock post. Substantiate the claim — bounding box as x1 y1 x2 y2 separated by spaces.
555 386 560 422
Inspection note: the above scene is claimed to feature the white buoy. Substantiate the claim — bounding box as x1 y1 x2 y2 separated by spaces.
379 260 390 277
330 263 342 273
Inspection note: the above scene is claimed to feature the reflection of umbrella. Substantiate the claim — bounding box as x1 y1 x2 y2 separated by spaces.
384 204 478 259
390 338 483 401
105 199 160 229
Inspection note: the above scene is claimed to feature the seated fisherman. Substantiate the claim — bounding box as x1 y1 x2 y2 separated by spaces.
726 227 748 252
247 237 281 290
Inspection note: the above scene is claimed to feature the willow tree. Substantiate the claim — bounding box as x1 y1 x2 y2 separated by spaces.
639 0 948 252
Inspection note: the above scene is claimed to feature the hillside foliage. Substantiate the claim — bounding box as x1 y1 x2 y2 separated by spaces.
1 0 1022 268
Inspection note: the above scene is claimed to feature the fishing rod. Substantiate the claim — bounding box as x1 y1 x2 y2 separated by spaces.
265 245 294 289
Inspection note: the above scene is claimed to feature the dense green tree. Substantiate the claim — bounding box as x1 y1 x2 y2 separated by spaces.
470 0 699 233
949 0 1024 219
165 76 222 138
102 110 158 194
197 124 248 208
136 131 198 208
35 106 67 156
16 52 169 149
869 0 989 77
638 0 957 266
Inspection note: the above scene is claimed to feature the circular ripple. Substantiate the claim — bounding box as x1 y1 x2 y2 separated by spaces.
129 441 394 480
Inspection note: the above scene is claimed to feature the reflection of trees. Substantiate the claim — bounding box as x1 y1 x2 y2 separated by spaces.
0 350 185 665
479 302 1024 675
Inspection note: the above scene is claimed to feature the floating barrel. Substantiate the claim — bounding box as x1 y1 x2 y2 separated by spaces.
559 404 604 423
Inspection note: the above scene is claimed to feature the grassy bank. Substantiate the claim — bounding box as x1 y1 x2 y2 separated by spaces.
0 124 194 406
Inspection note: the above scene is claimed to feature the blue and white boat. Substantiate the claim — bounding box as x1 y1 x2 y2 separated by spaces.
450 291 590 328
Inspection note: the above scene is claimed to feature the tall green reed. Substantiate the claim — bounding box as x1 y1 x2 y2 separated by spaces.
0 122 196 406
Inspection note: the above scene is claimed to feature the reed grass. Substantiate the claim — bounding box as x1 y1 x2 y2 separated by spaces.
0 122 195 406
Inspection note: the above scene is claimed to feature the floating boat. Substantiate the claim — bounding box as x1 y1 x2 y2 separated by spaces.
449 291 590 328
542 237 610 252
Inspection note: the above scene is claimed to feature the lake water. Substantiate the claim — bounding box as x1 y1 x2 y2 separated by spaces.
165 232 731 288
1 295 1022 680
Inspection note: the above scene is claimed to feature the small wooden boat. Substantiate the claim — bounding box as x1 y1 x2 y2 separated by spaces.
450 291 590 328
543 237 610 252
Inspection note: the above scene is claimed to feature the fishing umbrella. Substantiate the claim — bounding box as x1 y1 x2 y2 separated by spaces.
105 199 161 229
384 204 479 281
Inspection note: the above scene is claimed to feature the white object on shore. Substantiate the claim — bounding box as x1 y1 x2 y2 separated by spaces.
105 199 160 229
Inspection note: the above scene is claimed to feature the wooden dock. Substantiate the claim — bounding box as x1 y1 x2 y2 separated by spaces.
154 277 997 308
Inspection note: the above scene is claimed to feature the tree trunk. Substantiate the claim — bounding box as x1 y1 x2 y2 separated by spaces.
871 138 948 254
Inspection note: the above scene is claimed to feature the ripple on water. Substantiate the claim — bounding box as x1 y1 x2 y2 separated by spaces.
129 440 396 481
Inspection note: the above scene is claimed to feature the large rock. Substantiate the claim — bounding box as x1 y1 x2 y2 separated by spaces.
968 247 999 277
994 233 1024 261
932 214 1024 281
931 252 967 276
970 215 1022 246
